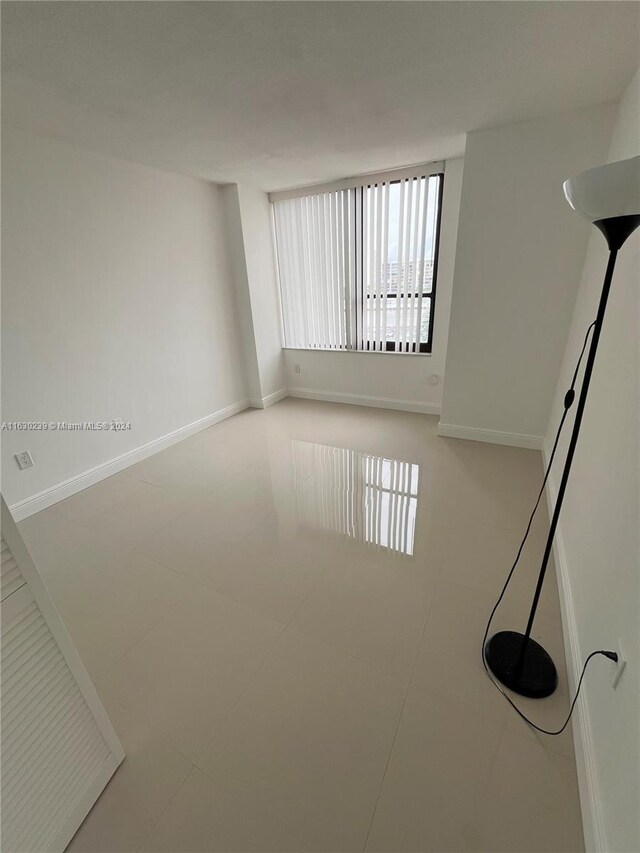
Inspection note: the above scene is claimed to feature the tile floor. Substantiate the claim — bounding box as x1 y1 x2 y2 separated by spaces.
18 399 584 852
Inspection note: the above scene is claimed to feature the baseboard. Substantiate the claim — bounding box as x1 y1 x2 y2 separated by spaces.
287 387 441 415
249 388 289 410
263 388 289 408
8 400 250 521
542 444 606 853
436 421 543 450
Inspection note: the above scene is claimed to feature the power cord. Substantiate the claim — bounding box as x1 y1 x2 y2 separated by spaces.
481 319 618 736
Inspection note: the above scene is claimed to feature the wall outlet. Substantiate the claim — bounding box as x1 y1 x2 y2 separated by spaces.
611 638 627 689
294 363 301 374
15 450 34 470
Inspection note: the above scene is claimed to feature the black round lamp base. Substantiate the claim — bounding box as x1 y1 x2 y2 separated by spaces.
485 631 558 699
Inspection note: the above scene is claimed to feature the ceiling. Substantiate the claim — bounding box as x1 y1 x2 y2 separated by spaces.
2 2 638 191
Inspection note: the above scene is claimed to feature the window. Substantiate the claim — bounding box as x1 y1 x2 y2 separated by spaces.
271 165 444 353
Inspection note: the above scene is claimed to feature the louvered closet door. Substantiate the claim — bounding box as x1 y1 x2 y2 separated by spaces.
1 501 124 853
2 536 25 601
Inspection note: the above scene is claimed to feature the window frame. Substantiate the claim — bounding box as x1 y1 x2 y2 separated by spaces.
358 173 444 354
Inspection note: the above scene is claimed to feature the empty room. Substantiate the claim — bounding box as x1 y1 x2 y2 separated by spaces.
1 2 638 852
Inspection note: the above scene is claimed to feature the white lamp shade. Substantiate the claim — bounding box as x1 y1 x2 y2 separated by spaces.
563 155 640 223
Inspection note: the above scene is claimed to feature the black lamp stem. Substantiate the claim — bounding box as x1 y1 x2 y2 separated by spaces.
522 247 618 644
486 214 639 698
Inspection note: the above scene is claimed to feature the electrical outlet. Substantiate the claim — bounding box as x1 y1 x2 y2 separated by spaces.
294 363 301 374
611 638 627 689
15 450 34 470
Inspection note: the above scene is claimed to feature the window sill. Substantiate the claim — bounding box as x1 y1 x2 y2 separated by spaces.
282 347 432 357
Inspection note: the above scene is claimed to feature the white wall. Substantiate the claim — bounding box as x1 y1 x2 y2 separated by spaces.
220 185 263 404
235 185 286 402
546 70 639 853
283 157 464 413
1 127 248 506
439 104 616 445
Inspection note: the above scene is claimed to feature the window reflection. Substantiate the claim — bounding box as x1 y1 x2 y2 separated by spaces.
292 441 420 555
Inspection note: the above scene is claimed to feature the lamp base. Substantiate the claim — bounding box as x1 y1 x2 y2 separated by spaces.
485 631 558 698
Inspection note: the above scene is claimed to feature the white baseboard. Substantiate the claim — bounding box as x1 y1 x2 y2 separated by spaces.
263 388 289 408
437 421 543 450
542 444 606 853
249 388 289 410
8 400 250 521
287 387 440 415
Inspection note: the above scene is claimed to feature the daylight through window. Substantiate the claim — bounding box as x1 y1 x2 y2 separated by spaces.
272 167 444 353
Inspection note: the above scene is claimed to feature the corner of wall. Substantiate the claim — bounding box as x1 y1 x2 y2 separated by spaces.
220 184 263 403
440 103 617 440
234 183 286 399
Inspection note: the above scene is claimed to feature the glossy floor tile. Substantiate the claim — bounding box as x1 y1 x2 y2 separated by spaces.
192 628 406 852
98 585 285 764
365 683 505 852
17 399 584 852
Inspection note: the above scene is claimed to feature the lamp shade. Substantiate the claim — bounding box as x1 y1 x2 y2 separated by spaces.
563 155 640 222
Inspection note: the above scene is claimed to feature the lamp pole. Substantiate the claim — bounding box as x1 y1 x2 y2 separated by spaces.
521 247 617 640
485 212 639 698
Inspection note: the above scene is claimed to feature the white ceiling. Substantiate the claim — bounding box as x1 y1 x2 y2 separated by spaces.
2 2 638 191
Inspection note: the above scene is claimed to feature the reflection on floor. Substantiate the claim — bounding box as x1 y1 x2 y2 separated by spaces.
293 440 420 555
18 398 584 852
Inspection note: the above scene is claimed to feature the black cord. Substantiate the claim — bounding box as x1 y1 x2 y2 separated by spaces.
488 650 617 736
481 320 618 736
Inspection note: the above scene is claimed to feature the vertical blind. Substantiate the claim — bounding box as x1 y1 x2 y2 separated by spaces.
273 190 353 350
272 166 443 353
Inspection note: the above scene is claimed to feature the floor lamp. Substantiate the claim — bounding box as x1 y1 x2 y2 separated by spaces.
485 155 640 698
